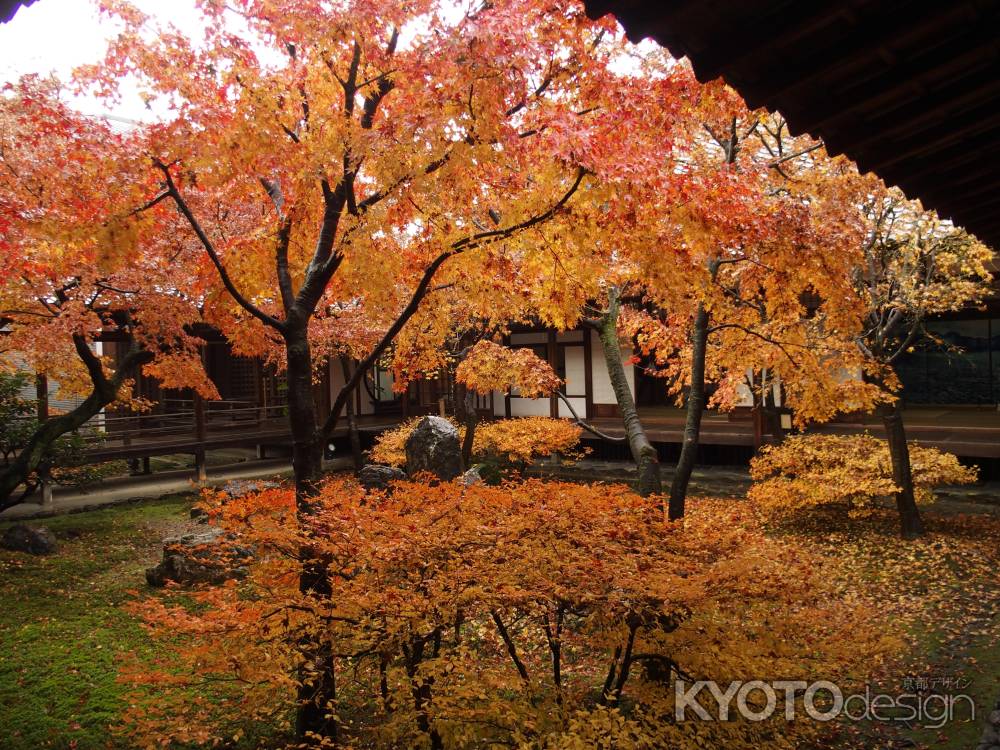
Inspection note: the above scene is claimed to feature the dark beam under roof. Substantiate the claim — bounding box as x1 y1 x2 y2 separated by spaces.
583 0 1000 250
1 0 35 24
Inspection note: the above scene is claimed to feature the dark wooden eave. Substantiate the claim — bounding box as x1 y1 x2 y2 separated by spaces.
1 0 36 23
583 0 1000 251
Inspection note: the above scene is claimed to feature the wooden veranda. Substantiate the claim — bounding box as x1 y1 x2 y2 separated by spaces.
74 398 400 479
589 406 1000 459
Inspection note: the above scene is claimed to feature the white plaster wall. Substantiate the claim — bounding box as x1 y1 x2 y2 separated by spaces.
590 330 634 405
563 346 586 397
557 397 587 418
508 397 551 417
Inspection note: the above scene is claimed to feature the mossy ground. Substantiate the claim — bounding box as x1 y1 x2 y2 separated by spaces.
767 500 1000 749
0 495 195 749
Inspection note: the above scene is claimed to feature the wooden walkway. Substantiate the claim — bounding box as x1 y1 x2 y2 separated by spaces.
61 402 1000 476
75 401 400 469
590 407 1000 458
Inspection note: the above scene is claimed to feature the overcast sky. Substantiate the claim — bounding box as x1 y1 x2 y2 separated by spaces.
0 0 207 122
1 0 648 124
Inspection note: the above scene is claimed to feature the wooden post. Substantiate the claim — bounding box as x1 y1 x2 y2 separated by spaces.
547 330 559 418
35 374 48 421
751 405 764 448
503 334 512 418
36 375 54 505
194 393 207 482
583 329 594 420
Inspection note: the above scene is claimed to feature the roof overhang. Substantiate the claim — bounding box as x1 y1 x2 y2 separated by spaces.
584 0 1000 250
1 0 35 24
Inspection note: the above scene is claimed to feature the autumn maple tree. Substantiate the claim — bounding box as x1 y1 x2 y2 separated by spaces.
66 0 706 735
749 433 977 519
80 0 690 515
531 79 882 516
647 96 889 519
0 77 212 507
452 339 561 462
847 183 993 537
121 478 896 749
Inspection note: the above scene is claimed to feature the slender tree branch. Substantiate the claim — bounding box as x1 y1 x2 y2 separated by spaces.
155 161 285 331
554 391 626 442
491 611 529 682
708 322 799 366
767 141 822 168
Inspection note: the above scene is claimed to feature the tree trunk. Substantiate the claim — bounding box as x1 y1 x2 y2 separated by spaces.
596 291 661 498
0 346 151 510
339 357 364 471
762 374 785 445
669 304 708 520
460 388 477 469
285 323 324 504
285 323 338 739
879 399 925 539
0 390 110 507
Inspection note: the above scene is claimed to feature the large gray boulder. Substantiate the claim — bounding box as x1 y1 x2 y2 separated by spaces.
404 416 463 481
359 464 407 493
1 524 58 555
977 697 1000 750
145 527 252 587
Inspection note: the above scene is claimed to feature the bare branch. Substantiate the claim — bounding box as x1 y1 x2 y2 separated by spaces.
555 391 626 443
767 142 823 168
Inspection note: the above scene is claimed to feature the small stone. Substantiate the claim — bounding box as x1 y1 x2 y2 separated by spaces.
1 524 58 555
981 726 1000 745
404 416 462 481
358 464 407 493
460 466 484 487
989 709 1000 726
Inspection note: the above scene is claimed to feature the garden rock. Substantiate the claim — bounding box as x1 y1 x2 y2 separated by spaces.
221 479 278 498
404 416 463 481
145 527 253 587
460 466 484 487
1 524 58 555
977 696 1000 750
359 464 406 493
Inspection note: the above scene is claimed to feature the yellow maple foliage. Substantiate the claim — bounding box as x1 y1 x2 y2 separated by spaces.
121 480 896 748
455 340 562 399
370 416 586 468
748 434 978 518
